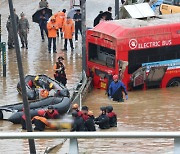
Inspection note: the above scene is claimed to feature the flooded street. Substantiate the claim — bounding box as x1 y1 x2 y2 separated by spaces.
0 0 180 153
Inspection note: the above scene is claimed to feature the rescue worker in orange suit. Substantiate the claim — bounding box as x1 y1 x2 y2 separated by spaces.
31 109 46 131
108 75 128 102
106 106 117 127
72 103 83 117
21 109 46 130
94 107 110 129
71 111 86 131
44 105 59 119
47 16 59 53
32 109 57 131
81 106 89 121
62 16 75 51
54 9 66 38
85 111 96 131
53 56 67 86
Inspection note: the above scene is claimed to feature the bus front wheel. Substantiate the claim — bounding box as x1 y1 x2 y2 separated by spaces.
167 78 180 87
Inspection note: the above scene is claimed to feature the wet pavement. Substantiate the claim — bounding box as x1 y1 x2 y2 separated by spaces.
0 0 180 153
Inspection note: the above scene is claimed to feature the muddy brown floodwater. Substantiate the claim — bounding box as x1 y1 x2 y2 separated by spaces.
0 0 180 153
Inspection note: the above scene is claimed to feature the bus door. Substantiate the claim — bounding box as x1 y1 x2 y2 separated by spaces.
130 67 146 88
145 66 168 88
130 66 168 89
118 60 128 80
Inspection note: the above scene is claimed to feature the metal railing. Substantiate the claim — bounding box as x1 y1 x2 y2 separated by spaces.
68 70 90 111
0 132 180 154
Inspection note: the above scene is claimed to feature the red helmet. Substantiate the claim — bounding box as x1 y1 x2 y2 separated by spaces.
38 109 45 116
113 75 118 80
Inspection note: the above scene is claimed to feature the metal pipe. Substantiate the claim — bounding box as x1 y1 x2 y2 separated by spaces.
8 0 36 153
81 0 87 74
174 138 180 154
2 42 6 77
0 132 180 139
69 138 79 154
115 0 119 19
0 14 1 44
1 132 179 154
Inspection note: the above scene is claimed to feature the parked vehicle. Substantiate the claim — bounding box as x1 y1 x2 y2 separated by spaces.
159 0 180 14
86 13 180 90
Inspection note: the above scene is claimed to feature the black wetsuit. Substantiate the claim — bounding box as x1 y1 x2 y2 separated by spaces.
93 13 103 27
85 116 96 131
21 118 26 130
71 116 86 131
107 112 117 127
32 118 46 131
95 114 110 129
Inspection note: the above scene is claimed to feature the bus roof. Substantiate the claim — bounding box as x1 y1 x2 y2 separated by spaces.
91 13 180 39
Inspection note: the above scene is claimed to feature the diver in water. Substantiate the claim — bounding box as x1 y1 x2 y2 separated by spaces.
106 105 117 127
85 111 96 131
94 107 110 129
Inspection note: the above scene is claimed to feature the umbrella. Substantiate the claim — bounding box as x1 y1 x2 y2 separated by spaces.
67 8 80 19
32 7 52 23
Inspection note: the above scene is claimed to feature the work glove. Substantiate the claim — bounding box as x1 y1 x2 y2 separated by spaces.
108 96 112 100
125 95 128 100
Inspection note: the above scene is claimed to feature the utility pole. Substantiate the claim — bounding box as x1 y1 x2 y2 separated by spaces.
115 0 120 19
8 0 36 153
81 0 86 74
0 14 1 44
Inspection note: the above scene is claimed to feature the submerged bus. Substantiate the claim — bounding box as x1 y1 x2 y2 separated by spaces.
86 14 180 90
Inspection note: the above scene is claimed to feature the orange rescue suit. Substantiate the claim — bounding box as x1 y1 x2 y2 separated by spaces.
47 20 59 38
54 11 66 28
62 19 75 39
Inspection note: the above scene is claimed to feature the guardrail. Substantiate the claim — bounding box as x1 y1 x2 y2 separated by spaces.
0 132 180 154
68 70 90 111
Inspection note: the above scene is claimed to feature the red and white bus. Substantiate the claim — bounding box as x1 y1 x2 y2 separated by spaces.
86 14 180 90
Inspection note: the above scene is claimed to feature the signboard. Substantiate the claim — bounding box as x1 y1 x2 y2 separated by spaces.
124 3 155 18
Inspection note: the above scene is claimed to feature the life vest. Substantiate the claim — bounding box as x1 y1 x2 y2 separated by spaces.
45 110 59 119
22 114 26 120
40 89 49 98
107 112 117 127
82 113 89 121
27 80 33 88
107 112 116 118
77 110 83 117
